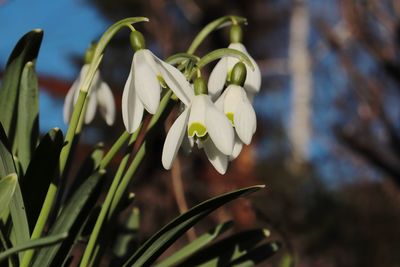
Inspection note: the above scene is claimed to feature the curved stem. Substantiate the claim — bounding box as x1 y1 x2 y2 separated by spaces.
187 15 247 54
189 48 254 80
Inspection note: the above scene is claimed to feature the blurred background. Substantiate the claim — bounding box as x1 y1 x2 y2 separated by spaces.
2 0 400 266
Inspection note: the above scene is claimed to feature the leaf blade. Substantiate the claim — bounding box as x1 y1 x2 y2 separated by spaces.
0 30 43 146
123 185 265 267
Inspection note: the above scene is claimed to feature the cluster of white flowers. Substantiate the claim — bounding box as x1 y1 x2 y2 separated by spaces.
64 26 261 174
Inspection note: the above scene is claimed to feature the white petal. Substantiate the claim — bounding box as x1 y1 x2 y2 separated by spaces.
134 50 161 114
162 108 190 169
122 67 144 133
153 53 194 105
204 96 234 155
214 89 228 111
142 49 162 75
203 138 228 175
234 95 257 145
223 85 242 115
63 82 77 124
84 93 97 124
229 43 261 94
188 95 207 138
244 56 261 94
96 82 116 126
230 136 243 160
208 57 228 101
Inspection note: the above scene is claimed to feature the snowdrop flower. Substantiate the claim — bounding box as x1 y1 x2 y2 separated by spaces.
63 64 116 126
122 30 193 133
162 78 235 174
208 25 261 100
215 62 257 160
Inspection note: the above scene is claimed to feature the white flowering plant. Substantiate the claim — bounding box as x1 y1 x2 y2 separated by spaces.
0 16 280 266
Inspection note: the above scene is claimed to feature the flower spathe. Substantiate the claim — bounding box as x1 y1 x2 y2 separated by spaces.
122 49 193 133
208 43 261 100
63 64 116 126
162 94 235 174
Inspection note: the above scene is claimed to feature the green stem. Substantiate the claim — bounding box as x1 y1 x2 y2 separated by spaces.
109 90 173 216
100 131 131 169
187 15 247 54
79 130 140 267
189 48 254 80
80 90 173 266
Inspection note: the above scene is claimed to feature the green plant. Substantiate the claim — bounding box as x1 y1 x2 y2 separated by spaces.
0 16 279 266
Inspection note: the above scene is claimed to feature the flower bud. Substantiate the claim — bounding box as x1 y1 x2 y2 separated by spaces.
194 77 208 95
230 62 247 86
129 30 146 51
230 25 243 43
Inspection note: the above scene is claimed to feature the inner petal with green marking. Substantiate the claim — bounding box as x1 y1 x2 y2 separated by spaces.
226 112 234 125
188 122 207 138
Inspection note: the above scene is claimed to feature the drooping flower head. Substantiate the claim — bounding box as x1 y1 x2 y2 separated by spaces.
162 78 235 174
215 62 257 159
122 30 193 133
208 25 261 100
63 44 116 126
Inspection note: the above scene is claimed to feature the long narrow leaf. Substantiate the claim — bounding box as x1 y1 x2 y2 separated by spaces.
228 241 281 267
123 185 265 267
175 228 270 267
21 128 64 230
32 170 105 267
0 30 43 146
0 124 30 260
16 61 39 172
155 221 234 267
0 173 17 216
0 232 67 263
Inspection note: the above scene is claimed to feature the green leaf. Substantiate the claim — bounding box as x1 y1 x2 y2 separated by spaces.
187 15 247 54
228 241 281 266
0 232 67 264
0 123 30 260
0 123 17 177
123 185 265 267
111 207 140 264
31 170 105 267
0 173 17 216
64 143 104 202
0 30 43 146
21 128 64 231
15 61 39 172
155 221 234 267
175 228 271 267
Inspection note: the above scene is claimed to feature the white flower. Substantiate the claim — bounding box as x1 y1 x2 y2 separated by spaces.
215 84 257 160
208 43 261 100
162 94 235 174
122 49 193 133
63 64 115 126
215 84 256 143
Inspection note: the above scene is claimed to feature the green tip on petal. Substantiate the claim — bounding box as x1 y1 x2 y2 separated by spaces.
130 30 146 51
230 24 243 43
188 122 207 137
226 112 234 125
